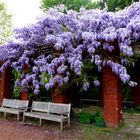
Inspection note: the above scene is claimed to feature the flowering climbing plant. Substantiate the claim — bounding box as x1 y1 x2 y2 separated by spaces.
0 2 140 94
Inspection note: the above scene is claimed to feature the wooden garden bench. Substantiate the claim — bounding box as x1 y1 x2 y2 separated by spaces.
0 98 29 121
23 101 71 131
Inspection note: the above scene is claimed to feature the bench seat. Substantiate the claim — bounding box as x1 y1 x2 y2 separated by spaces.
0 107 19 114
42 114 69 122
23 112 46 118
24 112 68 121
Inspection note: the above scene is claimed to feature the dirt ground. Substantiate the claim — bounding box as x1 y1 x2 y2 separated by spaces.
0 110 140 140
0 117 82 140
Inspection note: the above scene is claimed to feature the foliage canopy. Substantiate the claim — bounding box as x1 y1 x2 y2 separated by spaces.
105 0 139 11
40 0 140 12
0 1 12 44
40 0 100 11
0 2 140 94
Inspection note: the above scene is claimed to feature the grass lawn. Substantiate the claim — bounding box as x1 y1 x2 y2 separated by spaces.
73 105 140 140
80 124 139 140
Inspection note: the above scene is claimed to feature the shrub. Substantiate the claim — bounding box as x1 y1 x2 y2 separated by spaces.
78 111 106 127
94 111 106 127
79 112 93 124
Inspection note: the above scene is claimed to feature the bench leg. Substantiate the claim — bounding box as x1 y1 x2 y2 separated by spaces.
23 115 25 122
68 118 70 128
60 121 63 131
39 118 42 126
17 114 20 121
4 112 6 118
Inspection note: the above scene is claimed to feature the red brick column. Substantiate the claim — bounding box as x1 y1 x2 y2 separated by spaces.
20 91 29 100
103 66 122 128
52 84 69 103
0 67 12 105
52 93 69 103
52 90 69 104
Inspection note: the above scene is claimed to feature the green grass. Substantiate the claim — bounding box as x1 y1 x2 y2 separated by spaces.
81 124 140 140
73 106 140 140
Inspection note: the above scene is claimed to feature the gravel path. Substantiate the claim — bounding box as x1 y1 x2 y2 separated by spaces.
0 118 82 140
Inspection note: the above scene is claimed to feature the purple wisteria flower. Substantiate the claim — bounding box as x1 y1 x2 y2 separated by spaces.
15 79 20 86
21 79 28 87
82 82 90 91
129 81 137 87
0 2 140 92
32 66 39 74
94 80 100 87
34 89 40 94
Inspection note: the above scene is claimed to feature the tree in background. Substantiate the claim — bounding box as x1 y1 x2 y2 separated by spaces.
40 0 100 11
102 0 139 12
40 0 139 12
0 1 12 44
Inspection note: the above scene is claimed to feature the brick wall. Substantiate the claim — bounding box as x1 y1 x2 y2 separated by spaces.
103 66 122 128
0 67 12 105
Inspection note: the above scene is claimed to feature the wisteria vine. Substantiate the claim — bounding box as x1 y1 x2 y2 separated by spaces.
0 2 140 94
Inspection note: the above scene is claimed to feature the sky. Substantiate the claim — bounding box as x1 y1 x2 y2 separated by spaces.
1 0 42 27
1 0 99 28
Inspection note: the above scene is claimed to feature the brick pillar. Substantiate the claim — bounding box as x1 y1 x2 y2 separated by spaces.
0 67 12 105
52 84 69 103
103 66 122 128
20 91 29 100
52 93 69 103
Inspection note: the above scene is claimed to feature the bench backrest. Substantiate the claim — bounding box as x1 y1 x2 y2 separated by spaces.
2 98 29 109
48 102 71 117
31 101 71 116
31 101 49 113
2 99 16 108
17 100 29 108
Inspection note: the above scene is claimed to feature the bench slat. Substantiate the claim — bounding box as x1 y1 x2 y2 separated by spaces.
49 103 71 115
2 99 28 109
32 101 49 113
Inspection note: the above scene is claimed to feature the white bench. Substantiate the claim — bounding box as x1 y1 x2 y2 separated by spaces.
0 98 29 121
23 101 71 131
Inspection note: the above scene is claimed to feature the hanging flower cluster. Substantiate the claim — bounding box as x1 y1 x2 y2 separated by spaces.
0 2 140 93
